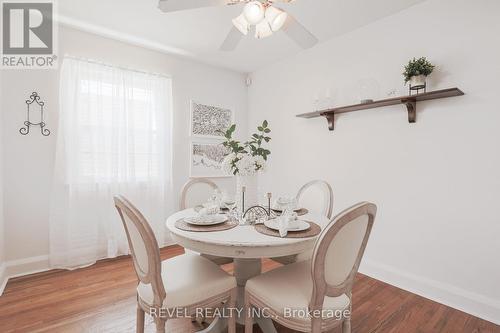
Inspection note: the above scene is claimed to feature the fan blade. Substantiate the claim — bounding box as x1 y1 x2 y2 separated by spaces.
158 0 229 13
220 26 243 51
282 14 318 49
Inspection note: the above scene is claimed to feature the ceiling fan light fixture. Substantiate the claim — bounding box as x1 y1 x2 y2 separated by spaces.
232 13 249 35
265 6 288 32
243 1 265 25
255 19 273 39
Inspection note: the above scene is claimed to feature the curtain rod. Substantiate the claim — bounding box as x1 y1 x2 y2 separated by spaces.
63 55 172 79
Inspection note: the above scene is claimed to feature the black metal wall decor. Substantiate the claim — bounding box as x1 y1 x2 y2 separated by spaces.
19 92 50 136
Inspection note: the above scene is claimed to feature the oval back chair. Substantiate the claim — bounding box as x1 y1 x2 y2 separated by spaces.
179 179 232 265
273 180 334 265
309 201 376 332
115 195 237 333
245 202 376 333
114 195 166 307
296 180 334 219
180 178 218 210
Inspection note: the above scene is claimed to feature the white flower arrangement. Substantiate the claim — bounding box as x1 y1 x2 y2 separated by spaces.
219 121 271 176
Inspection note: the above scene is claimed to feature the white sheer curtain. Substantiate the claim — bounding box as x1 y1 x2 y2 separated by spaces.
49 57 172 269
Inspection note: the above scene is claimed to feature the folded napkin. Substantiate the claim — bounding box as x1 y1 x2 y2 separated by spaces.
278 214 299 238
273 196 298 211
198 204 219 216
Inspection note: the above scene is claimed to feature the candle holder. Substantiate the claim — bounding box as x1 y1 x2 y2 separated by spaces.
19 92 50 136
242 193 275 225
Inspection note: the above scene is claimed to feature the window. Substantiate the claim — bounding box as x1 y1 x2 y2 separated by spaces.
58 58 172 184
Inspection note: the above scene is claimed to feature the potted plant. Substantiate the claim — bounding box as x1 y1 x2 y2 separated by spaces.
403 57 435 90
219 121 271 209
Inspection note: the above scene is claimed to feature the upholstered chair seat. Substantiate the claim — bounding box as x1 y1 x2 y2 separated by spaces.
246 260 350 319
137 253 236 309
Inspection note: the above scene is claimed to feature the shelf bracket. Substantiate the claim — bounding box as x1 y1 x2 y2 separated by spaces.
325 113 335 131
404 99 417 123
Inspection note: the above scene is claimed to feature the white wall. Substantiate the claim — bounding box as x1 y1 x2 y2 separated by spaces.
0 27 248 267
248 0 500 324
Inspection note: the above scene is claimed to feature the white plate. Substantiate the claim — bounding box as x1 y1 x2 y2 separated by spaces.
264 219 310 232
184 214 228 226
272 207 304 213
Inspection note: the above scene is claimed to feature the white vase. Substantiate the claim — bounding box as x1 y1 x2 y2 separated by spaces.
236 174 259 213
410 74 426 88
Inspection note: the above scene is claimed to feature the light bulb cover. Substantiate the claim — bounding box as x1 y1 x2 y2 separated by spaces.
265 6 288 31
232 13 249 35
243 1 265 25
255 19 273 39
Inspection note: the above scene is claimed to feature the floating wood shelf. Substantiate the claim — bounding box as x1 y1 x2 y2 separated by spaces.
296 88 465 131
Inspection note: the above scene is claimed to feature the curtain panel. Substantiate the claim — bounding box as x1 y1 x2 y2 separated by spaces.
49 57 173 269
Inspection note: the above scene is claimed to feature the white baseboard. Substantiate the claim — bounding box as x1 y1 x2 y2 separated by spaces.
0 255 50 296
0 263 7 295
4 255 50 278
360 259 500 325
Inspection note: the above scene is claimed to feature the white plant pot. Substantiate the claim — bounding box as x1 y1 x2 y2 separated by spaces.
410 75 427 88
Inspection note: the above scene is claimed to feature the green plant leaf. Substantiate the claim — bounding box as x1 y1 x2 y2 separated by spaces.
402 57 435 84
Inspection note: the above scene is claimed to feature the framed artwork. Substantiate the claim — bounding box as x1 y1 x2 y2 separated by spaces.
190 141 230 178
190 100 234 138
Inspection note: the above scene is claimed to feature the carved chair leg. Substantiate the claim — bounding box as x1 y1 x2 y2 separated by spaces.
342 318 351 333
228 289 237 333
136 305 145 333
244 292 253 333
311 318 322 333
154 318 166 333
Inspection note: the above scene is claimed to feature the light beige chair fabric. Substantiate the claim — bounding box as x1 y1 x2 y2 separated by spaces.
273 180 334 265
114 195 237 333
137 253 236 309
179 179 233 266
246 202 376 333
246 261 350 317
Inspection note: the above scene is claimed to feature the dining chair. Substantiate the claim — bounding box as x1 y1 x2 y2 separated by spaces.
245 202 376 333
179 178 233 265
273 180 334 265
180 178 218 210
114 195 237 333
296 180 334 219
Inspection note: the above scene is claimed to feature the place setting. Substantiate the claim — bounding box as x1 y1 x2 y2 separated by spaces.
175 189 239 232
270 196 309 216
254 196 321 239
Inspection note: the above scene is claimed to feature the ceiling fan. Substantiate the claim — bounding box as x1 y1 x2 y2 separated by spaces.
158 0 319 51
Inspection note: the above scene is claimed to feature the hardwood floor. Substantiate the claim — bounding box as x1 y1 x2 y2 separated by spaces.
0 245 498 333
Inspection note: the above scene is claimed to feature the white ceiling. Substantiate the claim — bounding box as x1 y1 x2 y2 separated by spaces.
58 0 425 73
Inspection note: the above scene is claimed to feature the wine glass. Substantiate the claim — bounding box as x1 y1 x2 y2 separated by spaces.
222 194 237 220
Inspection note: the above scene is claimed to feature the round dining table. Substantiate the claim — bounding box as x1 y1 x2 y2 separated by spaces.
166 208 329 333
